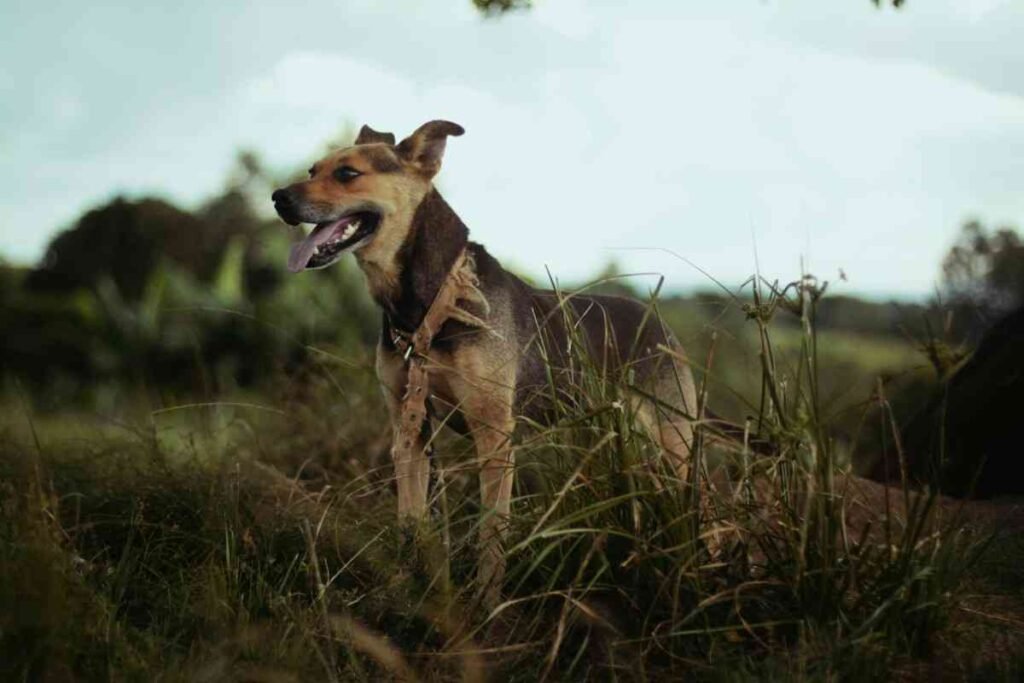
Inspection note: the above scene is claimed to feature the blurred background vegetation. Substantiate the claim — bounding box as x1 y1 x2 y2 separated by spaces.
2 127 1023 496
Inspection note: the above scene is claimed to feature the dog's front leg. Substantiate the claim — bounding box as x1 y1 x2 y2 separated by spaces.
378 347 431 520
390 412 432 520
464 399 516 608
447 347 518 607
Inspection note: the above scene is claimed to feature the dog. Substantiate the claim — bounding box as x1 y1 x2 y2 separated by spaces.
272 120 698 605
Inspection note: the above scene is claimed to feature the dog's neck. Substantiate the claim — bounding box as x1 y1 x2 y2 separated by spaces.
358 188 469 332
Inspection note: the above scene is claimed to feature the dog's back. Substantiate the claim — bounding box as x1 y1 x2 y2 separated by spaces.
464 243 697 450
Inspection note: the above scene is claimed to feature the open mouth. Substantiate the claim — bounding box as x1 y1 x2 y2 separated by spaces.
287 211 380 272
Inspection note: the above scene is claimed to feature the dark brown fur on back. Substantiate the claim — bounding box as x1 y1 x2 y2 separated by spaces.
377 189 683 426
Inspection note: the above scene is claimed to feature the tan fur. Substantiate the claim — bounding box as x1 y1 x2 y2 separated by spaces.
294 144 433 303
376 347 431 517
350 172 429 304
376 314 519 605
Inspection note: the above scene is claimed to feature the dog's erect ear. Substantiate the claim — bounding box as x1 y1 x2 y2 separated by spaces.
354 125 396 145
396 120 465 177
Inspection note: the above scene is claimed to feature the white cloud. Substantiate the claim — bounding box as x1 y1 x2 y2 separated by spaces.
228 21 1024 298
3 0 1023 300
953 0 1013 23
532 0 594 39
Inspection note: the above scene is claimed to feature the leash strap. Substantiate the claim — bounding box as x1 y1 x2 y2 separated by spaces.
391 248 490 464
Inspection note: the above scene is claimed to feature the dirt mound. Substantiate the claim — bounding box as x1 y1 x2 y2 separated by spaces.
871 307 1024 498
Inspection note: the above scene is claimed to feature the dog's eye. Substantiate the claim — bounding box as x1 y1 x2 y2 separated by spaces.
307 166 316 178
333 166 362 183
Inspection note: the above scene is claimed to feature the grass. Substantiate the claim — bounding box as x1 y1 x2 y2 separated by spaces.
1 274 1020 681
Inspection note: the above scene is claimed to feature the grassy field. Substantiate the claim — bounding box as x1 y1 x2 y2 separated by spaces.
3 283 1023 681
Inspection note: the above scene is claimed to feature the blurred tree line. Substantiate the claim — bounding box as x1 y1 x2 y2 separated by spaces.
2 134 1022 499
0 149 379 408
1 137 1020 413
578 220 1024 498
2 120 1022 497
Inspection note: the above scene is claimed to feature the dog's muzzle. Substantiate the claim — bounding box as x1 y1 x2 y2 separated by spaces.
271 189 301 226
270 188 383 272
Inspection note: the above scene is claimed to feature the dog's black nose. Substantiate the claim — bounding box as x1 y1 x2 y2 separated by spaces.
272 188 302 226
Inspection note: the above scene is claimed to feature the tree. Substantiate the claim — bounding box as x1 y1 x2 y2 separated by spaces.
472 0 902 16
940 220 1024 336
472 0 531 16
25 198 207 301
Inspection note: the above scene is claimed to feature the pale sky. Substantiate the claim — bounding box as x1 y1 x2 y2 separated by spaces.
2 0 1022 298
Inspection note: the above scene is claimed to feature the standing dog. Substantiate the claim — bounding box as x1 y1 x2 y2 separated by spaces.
272 120 697 604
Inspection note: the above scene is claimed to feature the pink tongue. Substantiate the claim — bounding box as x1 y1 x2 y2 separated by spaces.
287 218 349 272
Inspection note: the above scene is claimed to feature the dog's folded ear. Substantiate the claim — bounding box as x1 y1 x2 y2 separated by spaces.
396 120 465 178
355 125 397 145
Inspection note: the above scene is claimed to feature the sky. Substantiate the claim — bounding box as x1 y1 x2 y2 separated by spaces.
2 0 1022 299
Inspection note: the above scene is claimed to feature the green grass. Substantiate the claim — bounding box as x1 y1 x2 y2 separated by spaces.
1 277 1020 681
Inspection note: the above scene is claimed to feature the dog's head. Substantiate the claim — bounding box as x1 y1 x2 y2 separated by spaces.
272 120 464 273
